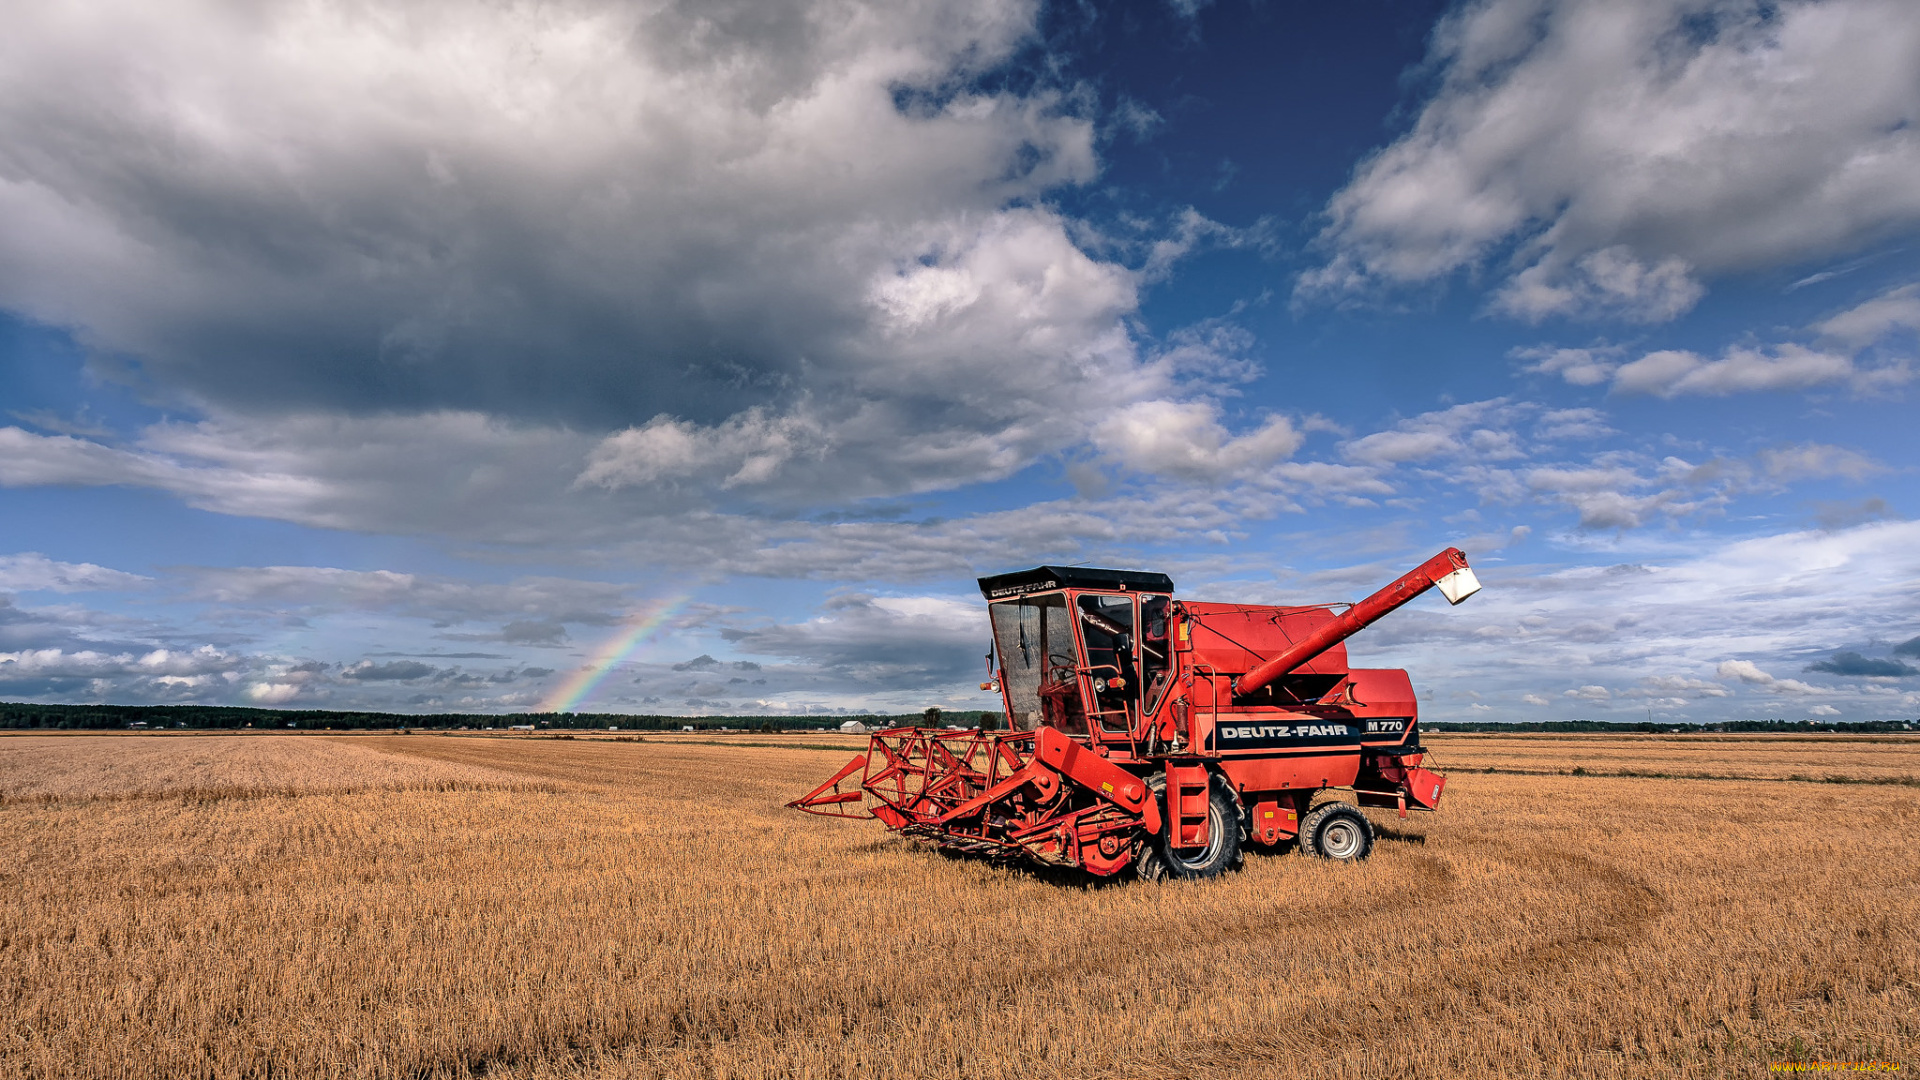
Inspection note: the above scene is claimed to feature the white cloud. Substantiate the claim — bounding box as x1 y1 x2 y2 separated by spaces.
1302 0 1920 321
1715 658 1818 695
0 553 149 593
1816 283 1920 346
0 645 239 679
1532 408 1614 441
1341 399 1531 465
1717 659 1779 685
1498 248 1705 324
1517 347 1621 387
1516 460 1710 530
1525 282 1920 396
1320 397 1881 533
1348 520 1920 722
1641 675 1731 698
1521 693 1550 705
1611 345 1896 398
1757 444 1881 483
246 683 302 705
578 408 830 492
1090 401 1303 482
1808 704 1841 716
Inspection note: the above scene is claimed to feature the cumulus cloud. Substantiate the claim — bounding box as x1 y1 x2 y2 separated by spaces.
1090 401 1303 482
0 644 247 701
0 645 236 678
1716 660 1773 686
1641 675 1731 698
246 683 302 705
1301 0 1920 321
1715 659 1818 695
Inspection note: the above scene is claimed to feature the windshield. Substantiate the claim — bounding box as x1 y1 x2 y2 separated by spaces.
989 594 1081 733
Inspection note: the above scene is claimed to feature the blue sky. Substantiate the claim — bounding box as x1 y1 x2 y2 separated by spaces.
2 0 1917 722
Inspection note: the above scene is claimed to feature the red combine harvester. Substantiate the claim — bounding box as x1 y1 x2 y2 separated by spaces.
789 548 1481 880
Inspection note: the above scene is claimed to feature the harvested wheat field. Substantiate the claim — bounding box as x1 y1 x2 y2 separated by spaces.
2 732 1915 1079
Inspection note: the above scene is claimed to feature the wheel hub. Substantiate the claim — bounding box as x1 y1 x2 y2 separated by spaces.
1322 820 1360 859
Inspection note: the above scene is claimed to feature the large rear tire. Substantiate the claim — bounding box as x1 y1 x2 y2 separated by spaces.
1299 802 1374 861
1138 774 1242 881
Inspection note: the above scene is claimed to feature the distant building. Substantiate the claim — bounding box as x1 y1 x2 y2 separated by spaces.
509 724 534 732
840 720 869 734
682 725 695 732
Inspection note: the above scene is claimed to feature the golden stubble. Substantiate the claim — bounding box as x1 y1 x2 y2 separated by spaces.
1 732 1914 1079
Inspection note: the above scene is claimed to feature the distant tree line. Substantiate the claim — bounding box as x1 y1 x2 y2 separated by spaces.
0 702 1002 732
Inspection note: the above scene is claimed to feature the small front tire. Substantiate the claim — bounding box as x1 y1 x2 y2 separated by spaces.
1299 802 1374 861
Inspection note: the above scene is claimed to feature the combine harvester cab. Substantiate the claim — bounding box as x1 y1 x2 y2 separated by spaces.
789 548 1480 880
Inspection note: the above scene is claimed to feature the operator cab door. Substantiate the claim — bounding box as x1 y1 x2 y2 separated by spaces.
1073 592 1140 739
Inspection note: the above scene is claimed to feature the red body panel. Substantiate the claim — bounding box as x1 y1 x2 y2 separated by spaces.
1178 603 1349 679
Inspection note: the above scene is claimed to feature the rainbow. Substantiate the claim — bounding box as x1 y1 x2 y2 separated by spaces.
539 594 691 713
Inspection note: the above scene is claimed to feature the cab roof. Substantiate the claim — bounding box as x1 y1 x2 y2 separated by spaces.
977 565 1175 600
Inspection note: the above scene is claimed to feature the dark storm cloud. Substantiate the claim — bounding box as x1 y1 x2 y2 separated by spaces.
1806 651 1918 678
340 660 440 682
0 0 1336 533
720 593 983 689
0 0 1103 427
1895 636 1920 659
495 621 570 646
